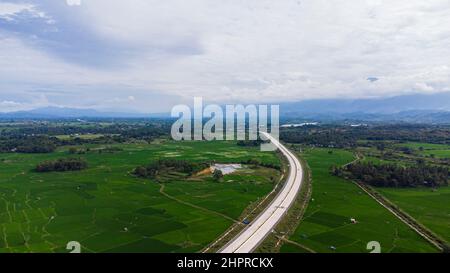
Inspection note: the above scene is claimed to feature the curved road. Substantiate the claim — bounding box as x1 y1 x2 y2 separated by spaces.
219 132 304 253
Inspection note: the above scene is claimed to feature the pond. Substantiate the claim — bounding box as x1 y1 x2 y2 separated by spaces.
211 164 242 175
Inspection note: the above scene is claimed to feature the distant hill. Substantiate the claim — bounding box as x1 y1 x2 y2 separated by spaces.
1 92 450 124
281 110 450 124
0 107 164 119
279 92 450 124
280 92 450 115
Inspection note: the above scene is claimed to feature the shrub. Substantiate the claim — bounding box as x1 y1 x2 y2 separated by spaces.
212 169 223 181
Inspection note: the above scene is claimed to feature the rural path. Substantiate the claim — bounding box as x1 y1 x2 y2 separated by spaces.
219 132 304 253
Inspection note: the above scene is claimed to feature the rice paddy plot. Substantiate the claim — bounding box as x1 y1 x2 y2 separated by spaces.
0 140 280 253
280 148 438 253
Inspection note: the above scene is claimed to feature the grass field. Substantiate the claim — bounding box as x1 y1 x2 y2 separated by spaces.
55 134 107 140
0 140 280 253
377 184 450 245
280 148 437 253
394 142 450 159
360 142 450 245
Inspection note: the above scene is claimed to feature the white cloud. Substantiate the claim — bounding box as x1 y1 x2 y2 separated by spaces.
0 94 49 112
66 0 82 7
0 2 51 22
0 3 33 20
0 100 22 110
1 0 450 111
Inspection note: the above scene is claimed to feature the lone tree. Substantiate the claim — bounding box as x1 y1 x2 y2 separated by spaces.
212 169 223 181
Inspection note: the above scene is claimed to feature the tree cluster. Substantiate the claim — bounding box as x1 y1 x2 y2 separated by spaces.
36 158 88 172
240 158 281 170
334 162 449 188
0 136 57 153
280 124 450 148
133 159 210 179
212 169 223 181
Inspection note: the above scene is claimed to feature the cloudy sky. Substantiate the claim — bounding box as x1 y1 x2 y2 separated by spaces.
1 0 450 113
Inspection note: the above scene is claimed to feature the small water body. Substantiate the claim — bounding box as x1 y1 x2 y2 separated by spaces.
211 164 242 175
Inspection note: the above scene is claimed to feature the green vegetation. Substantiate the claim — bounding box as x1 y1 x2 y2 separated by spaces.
0 140 280 253
377 187 450 245
35 158 88 172
281 124 450 149
133 159 210 180
280 148 437 253
336 162 448 188
351 141 450 246
0 136 56 153
1 120 448 253
212 169 223 181
56 134 106 141
282 125 449 252
0 121 171 155
394 142 450 159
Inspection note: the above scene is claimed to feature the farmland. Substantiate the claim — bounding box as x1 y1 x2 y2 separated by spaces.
280 148 437 253
1 121 448 254
358 142 450 244
377 187 450 244
0 140 280 253
394 142 450 159
55 134 107 141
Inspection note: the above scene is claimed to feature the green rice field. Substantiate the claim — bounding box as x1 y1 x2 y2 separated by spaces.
395 142 450 159
280 148 438 253
0 140 280 253
377 187 450 244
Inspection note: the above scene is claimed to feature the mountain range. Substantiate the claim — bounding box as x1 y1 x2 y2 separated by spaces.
279 92 450 123
280 92 450 114
1 92 450 123
0 107 159 119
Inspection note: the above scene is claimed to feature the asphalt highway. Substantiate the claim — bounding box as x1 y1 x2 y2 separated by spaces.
219 132 304 253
